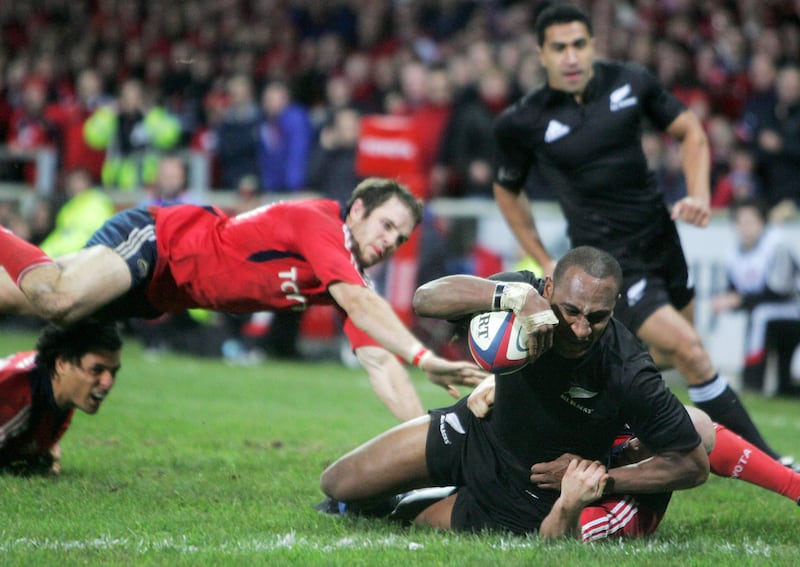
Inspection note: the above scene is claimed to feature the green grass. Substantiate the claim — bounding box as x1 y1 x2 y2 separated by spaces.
1 329 798 566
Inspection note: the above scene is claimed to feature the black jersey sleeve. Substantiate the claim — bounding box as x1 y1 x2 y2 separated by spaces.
492 103 535 193
632 62 687 131
621 356 701 454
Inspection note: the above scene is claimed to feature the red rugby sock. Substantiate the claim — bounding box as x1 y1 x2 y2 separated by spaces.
0 227 54 286
709 423 800 503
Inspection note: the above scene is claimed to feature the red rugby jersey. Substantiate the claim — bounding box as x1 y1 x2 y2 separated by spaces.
147 200 368 314
0 351 73 465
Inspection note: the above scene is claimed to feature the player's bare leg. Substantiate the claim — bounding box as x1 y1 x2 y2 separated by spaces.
638 303 713 385
320 415 434 503
17 246 133 325
413 492 457 529
0 268 38 316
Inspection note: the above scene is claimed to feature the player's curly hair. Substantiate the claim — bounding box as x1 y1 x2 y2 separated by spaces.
35 319 122 378
345 177 424 227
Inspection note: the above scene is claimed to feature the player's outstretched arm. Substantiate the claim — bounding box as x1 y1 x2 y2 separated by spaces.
493 183 557 276
329 282 485 394
414 274 557 360
355 345 426 421
667 110 711 227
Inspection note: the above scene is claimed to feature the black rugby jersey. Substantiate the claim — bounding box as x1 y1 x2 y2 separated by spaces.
480 271 699 471
493 60 686 249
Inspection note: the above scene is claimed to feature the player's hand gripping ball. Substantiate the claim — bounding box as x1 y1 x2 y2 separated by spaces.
468 311 529 374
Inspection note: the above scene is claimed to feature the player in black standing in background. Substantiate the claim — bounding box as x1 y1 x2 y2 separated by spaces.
492 3 787 463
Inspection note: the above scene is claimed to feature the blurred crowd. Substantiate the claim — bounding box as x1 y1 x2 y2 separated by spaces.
0 0 799 366
1 1 799 204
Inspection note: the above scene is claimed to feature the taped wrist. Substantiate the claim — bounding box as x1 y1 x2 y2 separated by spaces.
518 309 559 335
497 282 534 314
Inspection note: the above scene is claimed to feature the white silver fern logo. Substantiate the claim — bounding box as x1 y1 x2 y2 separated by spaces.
444 412 465 434
567 386 598 399
610 84 637 111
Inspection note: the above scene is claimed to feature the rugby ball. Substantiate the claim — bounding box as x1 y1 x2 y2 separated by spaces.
467 311 529 375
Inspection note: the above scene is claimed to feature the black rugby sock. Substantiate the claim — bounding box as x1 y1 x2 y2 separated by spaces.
689 374 781 460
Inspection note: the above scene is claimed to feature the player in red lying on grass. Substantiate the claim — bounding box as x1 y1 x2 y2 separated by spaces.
0 178 484 417
0 319 121 475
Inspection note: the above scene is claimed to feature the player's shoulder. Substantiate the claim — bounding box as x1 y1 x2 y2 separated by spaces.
495 85 549 128
235 198 340 223
603 60 660 92
286 198 343 228
0 352 36 401
598 320 659 379
596 59 652 79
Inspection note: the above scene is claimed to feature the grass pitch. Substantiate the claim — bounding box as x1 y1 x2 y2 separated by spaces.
1 329 798 566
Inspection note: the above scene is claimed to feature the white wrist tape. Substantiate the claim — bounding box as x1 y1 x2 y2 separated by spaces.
498 282 535 314
519 309 559 335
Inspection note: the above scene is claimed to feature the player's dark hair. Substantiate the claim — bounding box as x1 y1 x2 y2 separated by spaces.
346 177 424 226
35 320 122 378
554 246 622 293
731 197 769 223
535 3 593 46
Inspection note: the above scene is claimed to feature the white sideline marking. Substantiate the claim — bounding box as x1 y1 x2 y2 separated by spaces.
0 534 777 556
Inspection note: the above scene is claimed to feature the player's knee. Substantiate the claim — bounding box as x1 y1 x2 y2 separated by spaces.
320 462 349 500
670 332 710 375
685 406 715 454
30 292 79 325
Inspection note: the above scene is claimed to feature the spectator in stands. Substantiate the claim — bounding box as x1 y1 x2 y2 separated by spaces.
46 68 109 183
438 67 513 199
213 74 260 191
737 53 777 144
307 107 362 204
84 79 182 191
38 168 115 259
711 144 763 209
711 198 800 395
342 52 381 113
256 79 313 193
754 65 800 214
138 154 198 207
164 48 216 144
5 76 58 186
232 174 261 215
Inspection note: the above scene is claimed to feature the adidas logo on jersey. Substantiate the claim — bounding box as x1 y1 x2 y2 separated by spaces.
610 84 638 111
544 119 571 143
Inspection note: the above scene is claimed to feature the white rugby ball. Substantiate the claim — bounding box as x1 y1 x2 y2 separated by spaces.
467 311 529 375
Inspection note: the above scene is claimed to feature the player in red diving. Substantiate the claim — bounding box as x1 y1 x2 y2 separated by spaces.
0 177 483 394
